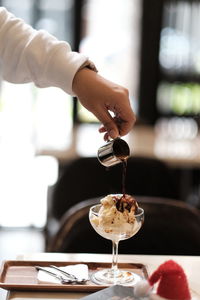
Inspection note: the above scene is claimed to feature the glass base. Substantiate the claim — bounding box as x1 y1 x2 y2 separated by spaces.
91 268 142 286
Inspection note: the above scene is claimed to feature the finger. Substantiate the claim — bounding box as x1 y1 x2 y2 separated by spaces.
99 125 107 133
114 111 136 136
117 117 135 136
93 107 119 139
98 113 136 137
98 126 109 140
99 127 113 141
103 132 110 141
99 126 110 140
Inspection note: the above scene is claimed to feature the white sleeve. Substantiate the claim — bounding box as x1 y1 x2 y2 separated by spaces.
0 7 96 95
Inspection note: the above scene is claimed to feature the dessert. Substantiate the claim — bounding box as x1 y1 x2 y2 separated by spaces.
91 194 140 241
89 194 144 285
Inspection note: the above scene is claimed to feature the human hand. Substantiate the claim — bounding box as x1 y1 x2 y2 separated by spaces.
72 68 136 140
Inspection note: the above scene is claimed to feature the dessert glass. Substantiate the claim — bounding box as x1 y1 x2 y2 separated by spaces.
89 199 144 285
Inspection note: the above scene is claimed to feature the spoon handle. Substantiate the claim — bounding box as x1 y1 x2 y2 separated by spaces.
49 264 78 280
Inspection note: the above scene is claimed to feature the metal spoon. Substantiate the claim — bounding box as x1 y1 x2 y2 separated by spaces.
35 266 87 284
35 266 73 284
49 264 78 280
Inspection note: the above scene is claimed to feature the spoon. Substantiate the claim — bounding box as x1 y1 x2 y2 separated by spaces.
35 266 87 284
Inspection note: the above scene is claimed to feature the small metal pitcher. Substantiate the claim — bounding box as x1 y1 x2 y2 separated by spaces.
97 137 130 167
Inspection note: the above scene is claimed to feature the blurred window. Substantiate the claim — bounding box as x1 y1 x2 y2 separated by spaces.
157 81 200 115
77 0 141 123
0 0 74 226
157 1 200 116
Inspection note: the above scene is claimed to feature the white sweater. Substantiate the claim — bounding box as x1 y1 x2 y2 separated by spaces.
0 7 94 95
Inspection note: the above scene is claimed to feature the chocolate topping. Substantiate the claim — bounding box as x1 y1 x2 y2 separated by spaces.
113 194 138 213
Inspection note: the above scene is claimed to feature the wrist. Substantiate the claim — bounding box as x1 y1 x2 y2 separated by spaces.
72 62 97 96
79 60 98 72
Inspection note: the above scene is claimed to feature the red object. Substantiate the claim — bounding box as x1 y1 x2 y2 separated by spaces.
149 260 191 300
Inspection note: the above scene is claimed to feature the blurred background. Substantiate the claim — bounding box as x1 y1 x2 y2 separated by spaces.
1 0 200 259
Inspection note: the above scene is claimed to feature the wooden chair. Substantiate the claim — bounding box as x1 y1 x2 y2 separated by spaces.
45 156 179 247
47 196 200 255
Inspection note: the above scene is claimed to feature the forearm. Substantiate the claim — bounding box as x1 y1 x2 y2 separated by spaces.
0 7 90 95
0 7 135 138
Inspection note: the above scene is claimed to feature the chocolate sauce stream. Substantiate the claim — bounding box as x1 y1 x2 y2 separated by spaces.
122 159 127 197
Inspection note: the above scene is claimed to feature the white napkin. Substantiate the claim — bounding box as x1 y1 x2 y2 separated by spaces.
37 264 89 284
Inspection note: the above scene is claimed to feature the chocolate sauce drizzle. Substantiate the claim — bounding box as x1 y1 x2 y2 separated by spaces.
115 159 138 213
122 159 127 197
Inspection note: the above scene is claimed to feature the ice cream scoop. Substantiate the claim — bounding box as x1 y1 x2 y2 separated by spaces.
91 194 140 242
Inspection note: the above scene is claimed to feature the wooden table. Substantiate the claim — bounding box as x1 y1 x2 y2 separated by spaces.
4 252 200 299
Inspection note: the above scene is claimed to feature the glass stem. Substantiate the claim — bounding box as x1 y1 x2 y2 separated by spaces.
111 241 119 274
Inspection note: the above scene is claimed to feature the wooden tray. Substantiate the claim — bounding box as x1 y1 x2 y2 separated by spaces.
0 260 148 292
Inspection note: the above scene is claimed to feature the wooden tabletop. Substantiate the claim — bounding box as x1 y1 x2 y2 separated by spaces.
5 252 200 300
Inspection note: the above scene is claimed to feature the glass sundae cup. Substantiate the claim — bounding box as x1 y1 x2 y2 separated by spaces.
89 194 144 285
